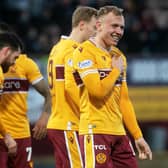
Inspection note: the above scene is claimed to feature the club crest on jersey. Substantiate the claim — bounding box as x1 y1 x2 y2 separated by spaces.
96 153 107 164
78 60 93 69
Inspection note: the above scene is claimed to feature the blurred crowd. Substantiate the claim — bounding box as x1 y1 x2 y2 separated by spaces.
0 0 168 57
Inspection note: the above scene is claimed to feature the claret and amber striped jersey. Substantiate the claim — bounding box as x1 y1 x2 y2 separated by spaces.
0 54 43 138
72 39 127 135
47 36 80 131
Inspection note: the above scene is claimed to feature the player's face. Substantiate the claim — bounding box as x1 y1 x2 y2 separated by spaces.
98 12 125 47
83 16 97 40
1 47 20 72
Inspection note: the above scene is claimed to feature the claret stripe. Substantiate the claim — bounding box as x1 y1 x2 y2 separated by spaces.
3 78 29 92
98 69 122 85
73 71 83 86
56 65 64 80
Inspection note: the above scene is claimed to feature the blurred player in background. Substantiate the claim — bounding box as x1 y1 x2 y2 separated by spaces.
47 6 97 168
0 23 51 168
72 6 152 167
0 32 23 157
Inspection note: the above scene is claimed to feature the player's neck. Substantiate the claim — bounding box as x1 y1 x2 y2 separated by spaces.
92 36 111 53
69 29 84 43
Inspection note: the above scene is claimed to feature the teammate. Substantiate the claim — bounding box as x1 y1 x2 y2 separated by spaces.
72 6 152 167
0 32 23 156
47 6 97 168
0 23 51 168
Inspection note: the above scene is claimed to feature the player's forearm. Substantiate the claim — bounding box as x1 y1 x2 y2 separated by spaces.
121 100 142 139
33 79 51 115
83 68 120 98
120 82 142 139
43 93 51 115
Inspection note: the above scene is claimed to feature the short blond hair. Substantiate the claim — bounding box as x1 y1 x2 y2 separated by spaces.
98 6 123 18
72 6 97 28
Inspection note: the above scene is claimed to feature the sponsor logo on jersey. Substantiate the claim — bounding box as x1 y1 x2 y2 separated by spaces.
96 153 107 164
3 79 29 92
94 145 107 150
4 81 20 89
98 69 110 79
78 60 93 69
98 69 122 85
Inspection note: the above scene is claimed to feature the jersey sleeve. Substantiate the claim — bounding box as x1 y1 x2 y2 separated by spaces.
120 56 143 140
73 46 120 99
22 56 43 84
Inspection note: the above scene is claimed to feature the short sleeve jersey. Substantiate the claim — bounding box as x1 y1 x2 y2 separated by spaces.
47 36 80 131
73 40 127 135
0 54 43 138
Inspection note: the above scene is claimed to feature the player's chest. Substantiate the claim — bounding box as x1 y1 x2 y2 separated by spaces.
4 65 26 79
95 52 112 69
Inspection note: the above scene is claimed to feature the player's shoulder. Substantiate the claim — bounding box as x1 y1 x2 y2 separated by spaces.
111 46 125 56
17 54 34 62
74 40 93 54
15 54 27 64
111 46 126 60
50 36 78 58
16 54 37 68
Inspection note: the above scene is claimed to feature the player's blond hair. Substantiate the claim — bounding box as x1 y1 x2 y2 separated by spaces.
97 6 123 18
72 6 97 28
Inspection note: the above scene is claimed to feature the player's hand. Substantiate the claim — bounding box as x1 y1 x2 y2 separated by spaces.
32 112 49 140
135 137 152 160
112 56 124 73
4 133 17 155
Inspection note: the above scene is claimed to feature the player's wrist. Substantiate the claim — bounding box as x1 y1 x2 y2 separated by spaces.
133 130 143 140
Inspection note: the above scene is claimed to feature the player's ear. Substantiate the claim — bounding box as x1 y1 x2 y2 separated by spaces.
3 46 11 54
0 47 11 60
79 20 85 31
96 19 102 31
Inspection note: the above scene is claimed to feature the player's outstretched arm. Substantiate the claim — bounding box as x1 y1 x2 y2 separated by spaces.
120 81 152 160
32 79 51 140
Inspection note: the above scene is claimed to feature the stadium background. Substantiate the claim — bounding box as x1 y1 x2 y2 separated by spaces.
0 0 168 167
